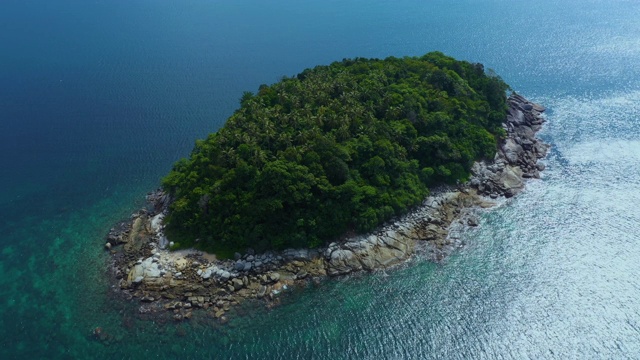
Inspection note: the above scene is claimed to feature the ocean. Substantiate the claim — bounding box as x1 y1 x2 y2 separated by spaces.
1 0 639 358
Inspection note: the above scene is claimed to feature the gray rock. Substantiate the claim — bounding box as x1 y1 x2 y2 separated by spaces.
234 261 245 271
284 248 309 260
330 249 353 261
535 142 550 158
201 269 212 279
495 165 524 193
158 236 168 249
257 285 267 298
269 272 281 282
508 107 525 125
243 262 252 272
531 103 545 112
234 252 242 260
231 278 244 291
502 138 524 164
219 271 231 280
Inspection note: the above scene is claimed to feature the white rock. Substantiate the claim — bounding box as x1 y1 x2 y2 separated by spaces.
143 264 161 278
220 271 231 280
150 213 164 233
201 269 212 279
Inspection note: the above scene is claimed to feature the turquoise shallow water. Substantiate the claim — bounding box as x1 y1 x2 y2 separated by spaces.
1 0 640 358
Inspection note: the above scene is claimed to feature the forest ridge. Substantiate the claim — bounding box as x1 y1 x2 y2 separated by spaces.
161 52 510 254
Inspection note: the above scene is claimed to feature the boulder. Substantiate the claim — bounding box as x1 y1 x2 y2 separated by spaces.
257 285 267 299
330 248 353 261
326 248 361 276
502 138 523 164
174 258 188 271
516 125 535 141
531 103 545 112
231 278 244 291
219 271 231 280
283 248 310 260
201 269 212 280
495 165 524 193
242 262 252 272
374 247 405 267
507 107 525 125
150 213 164 233
158 236 168 249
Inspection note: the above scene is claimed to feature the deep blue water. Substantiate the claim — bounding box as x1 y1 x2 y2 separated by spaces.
1 0 640 358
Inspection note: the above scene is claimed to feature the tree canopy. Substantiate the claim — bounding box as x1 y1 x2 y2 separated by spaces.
162 52 509 254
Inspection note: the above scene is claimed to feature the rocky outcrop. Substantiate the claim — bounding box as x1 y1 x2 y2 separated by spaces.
322 94 548 275
104 94 548 322
322 191 485 275
470 94 549 198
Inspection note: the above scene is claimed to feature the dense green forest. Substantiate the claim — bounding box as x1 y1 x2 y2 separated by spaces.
162 52 510 254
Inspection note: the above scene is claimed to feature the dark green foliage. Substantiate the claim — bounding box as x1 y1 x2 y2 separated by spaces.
162 52 509 253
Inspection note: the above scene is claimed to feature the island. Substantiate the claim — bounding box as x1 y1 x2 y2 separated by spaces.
104 52 548 322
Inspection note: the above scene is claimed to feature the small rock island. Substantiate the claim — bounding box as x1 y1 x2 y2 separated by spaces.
104 52 548 321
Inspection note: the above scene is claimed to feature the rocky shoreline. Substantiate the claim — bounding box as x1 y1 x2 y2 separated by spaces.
104 93 549 323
